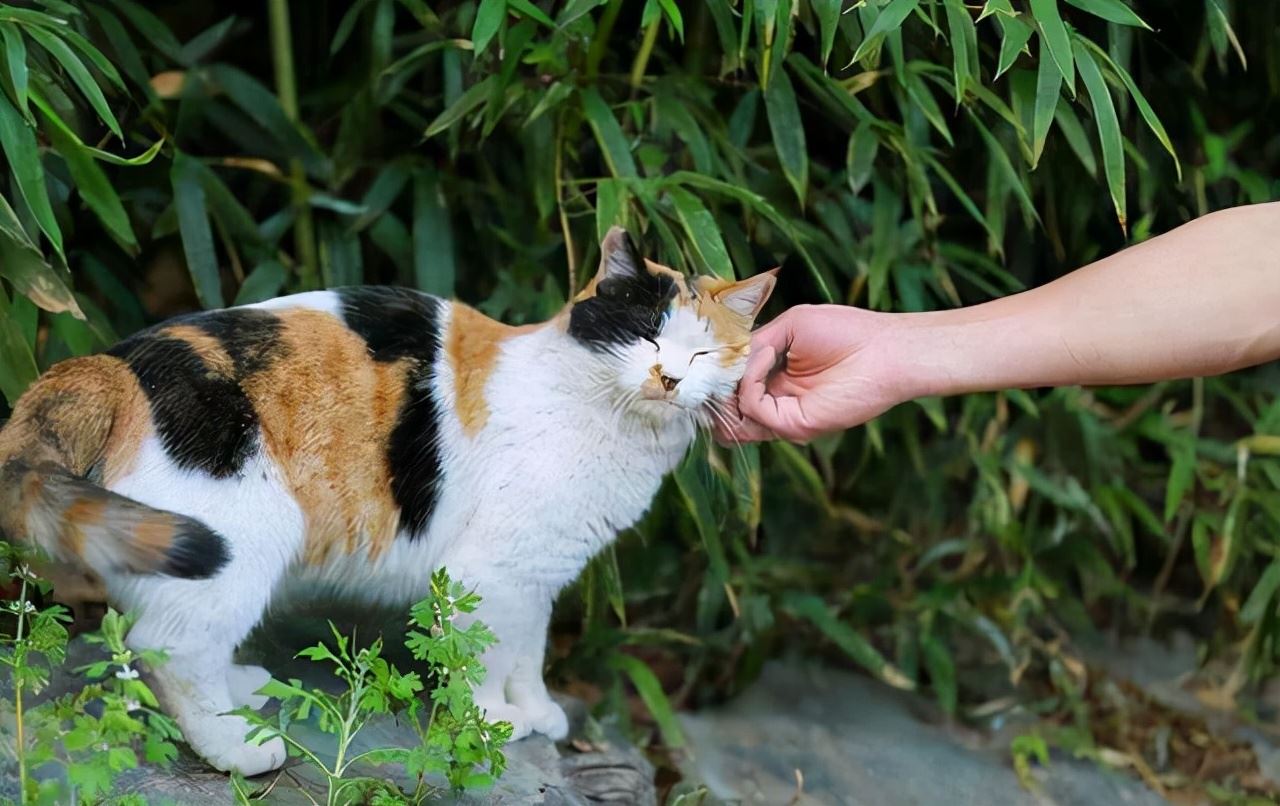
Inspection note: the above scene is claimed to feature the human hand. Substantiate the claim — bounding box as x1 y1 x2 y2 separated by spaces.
716 305 911 443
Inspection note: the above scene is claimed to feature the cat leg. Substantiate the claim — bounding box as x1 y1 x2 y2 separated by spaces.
227 664 272 710
503 599 568 740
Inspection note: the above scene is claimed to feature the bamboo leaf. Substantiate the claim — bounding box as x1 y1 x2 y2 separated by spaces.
812 0 841 68
24 25 123 139
507 0 555 27
846 120 879 194
1 23 29 117
106 0 186 63
1031 36 1062 168
1063 0 1150 29
764 67 807 204
39 108 137 253
995 15 1034 79
170 152 224 309
580 87 637 177
0 196 82 318
412 169 456 297
0 285 39 405
0 91 62 254
1074 37 1126 230
1241 560 1280 624
921 633 957 714
942 0 976 105
1204 0 1246 70
675 447 729 585
849 0 919 66
1029 0 1074 95
424 75 495 138
234 260 287 305
1078 38 1181 181
609 654 686 747
1164 435 1196 522
595 178 627 243
783 593 915 690
472 0 505 56
667 187 734 279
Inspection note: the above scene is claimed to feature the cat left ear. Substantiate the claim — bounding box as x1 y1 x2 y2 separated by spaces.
713 269 779 321
596 226 643 284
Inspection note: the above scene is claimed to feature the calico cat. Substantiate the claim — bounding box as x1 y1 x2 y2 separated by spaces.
0 227 776 775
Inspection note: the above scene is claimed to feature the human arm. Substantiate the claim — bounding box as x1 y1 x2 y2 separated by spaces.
725 201 1280 442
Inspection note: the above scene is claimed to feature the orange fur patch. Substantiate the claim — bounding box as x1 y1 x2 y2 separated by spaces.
161 324 235 377
239 309 408 565
132 517 175 554
447 304 536 437
61 497 108 557
692 276 755 365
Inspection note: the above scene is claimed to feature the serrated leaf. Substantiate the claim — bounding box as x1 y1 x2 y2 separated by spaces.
1029 0 1074 95
1063 0 1150 28
1073 37 1125 230
764 67 807 204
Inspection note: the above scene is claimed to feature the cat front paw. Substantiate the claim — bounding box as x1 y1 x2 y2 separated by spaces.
526 699 569 740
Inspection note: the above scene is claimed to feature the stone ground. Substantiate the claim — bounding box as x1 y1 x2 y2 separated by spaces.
5 619 1277 805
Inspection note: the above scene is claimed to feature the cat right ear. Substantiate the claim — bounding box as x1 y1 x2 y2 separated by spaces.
596 226 643 284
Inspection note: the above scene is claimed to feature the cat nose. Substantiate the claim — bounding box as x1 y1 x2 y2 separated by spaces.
659 373 679 392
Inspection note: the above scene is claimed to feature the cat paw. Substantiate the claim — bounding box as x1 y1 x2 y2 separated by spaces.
526 699 569 741
185 713 286 776
227 664 272 710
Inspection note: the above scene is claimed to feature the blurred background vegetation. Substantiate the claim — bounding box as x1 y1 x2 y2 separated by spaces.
1 0 1278 798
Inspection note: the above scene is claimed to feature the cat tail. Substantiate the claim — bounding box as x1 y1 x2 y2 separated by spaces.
0 459 229 579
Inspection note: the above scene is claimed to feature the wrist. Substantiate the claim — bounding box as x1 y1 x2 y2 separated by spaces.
884 304 1029 401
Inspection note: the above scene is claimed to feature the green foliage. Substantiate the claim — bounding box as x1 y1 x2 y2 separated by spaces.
0 1 1277 795
236 569 511 805
1 545 179 806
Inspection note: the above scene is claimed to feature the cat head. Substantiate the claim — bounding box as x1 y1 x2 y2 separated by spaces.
567 227 777 423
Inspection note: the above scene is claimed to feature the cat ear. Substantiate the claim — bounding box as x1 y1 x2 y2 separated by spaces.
596 226 643 283
713 269 779 320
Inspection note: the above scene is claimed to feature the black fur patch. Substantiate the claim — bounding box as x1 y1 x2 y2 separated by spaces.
336 287 444 538
194 308 288 377
568 244 678 351
108 332 259 479
165 517 231 579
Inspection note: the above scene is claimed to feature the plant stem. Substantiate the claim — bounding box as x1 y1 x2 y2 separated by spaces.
268 0 319 290
555 111 577 296
586 0 623 79
14 575 29 802
629 17 661 92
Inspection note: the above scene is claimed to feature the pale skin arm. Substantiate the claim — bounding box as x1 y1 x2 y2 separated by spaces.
723 201 1280 443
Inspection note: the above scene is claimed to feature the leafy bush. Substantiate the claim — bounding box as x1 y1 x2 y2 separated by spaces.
0 0 1278 797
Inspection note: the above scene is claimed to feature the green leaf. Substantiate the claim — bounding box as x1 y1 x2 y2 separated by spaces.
610 654 685 747
595 178 627 243
942 0 977 105
23 25 122 139
783 593 914 689
1 23 29 116
1073 37 1125 230
106 0 186 64
472 0 505 56
1204 0 1246 70
846 120 879 194
412 169 456 296
1031 36 1063 168
763 67 807 204
39 108 137 253
1164 436 1196 522
731 443 762 532
0 197 81 318
968 112 1040 225
906 72 954 146
580 87 637 178
0 281 40 405
674 448 729 585
507 0 555 27
234 260 287 305
1029 0 1074 95
920 633 957 714
995 15 1034 79
1078 38 1181 181
812 0 841 67
170 152 224 309
849 0 919 65
1063 0 1150 28
979 0 1017 21
0 90 61 254
1052 101 1097 176
425 75 495 137
1241 560 1280 624
667 187 734 279
656 0 685 40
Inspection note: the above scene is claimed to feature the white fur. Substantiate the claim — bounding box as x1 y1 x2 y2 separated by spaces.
100 293 747 775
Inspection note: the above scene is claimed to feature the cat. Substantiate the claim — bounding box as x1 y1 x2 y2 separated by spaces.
0 227 776 776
